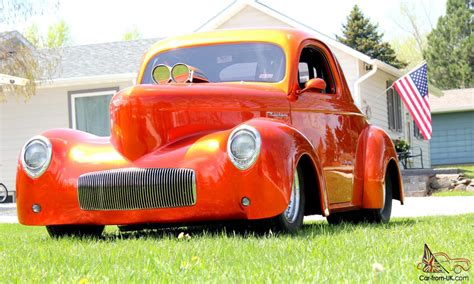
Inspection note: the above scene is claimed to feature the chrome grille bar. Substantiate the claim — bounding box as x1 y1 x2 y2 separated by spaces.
78 168 196 211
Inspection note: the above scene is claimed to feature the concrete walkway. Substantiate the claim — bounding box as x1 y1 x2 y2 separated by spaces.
1 196 473 224
0 204 17 223
306 196 474 222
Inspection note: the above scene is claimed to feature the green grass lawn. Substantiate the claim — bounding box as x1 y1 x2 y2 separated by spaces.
0 214 473 282
435 164 474 179
455 165 474 179
432 190 474 197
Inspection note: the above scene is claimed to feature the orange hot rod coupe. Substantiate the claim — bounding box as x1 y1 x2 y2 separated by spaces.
16 29 403 238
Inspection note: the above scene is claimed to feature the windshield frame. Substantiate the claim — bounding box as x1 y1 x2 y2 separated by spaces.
140 42 287 85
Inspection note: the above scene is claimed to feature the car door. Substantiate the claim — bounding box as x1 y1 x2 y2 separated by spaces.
290 43 359 205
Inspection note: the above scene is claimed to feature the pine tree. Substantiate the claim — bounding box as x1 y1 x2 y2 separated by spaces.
336 5 406 69
424 0 473 89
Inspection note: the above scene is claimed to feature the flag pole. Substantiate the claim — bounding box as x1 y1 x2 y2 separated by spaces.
372 83 395 101
372 60 427 100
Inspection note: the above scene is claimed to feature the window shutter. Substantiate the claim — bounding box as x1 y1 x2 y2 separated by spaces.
386 81 394 130
394 88 402 132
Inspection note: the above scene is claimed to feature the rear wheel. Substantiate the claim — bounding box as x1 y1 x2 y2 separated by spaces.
327 170 393 224
362 170 393 223
46 225 105 238
326 211 360 225
271 165 305 233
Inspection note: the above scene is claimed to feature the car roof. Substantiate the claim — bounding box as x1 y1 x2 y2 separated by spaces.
146 28 310 54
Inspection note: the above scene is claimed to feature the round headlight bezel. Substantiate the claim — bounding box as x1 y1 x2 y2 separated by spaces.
21 136 52 179
227 125 261 170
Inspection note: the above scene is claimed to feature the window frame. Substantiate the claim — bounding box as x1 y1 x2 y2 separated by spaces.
68 88 118 135
141 42 286 84
297 45 337 94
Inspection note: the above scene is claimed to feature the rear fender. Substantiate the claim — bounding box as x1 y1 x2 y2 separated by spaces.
356 126 404 209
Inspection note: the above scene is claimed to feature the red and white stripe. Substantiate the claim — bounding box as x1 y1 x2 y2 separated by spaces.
393 76 432 140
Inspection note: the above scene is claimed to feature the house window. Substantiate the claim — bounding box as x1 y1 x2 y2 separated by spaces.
70 89 116 137
387 81 402 132
413 120 423 139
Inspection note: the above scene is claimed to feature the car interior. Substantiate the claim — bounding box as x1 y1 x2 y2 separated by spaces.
298 46 336 94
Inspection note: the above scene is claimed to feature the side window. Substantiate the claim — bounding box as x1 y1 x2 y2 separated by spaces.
386 80 403 132
298 46 336 93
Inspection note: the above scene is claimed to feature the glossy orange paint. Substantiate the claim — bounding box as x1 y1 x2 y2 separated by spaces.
16 28 402 227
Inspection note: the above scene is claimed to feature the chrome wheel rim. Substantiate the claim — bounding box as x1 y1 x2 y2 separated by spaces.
284 171 300 223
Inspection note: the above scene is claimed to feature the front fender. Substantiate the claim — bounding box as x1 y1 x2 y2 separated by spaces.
356 126 403 209
243 118 329 218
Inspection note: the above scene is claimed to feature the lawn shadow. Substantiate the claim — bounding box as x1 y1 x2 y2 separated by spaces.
298 218 417 238
98 218 417 241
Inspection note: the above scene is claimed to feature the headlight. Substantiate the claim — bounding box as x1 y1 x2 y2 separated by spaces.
21 136 52 178
227 125 261 170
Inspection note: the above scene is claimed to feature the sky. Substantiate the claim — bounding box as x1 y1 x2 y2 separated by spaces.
7 0 447 46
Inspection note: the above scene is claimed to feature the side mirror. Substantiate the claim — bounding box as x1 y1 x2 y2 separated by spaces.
298 78 327 94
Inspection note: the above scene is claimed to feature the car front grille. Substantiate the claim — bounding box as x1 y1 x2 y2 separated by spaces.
77 168 196 211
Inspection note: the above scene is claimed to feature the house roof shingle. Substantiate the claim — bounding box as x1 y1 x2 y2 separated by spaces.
430 88 474 113
45 38 160 79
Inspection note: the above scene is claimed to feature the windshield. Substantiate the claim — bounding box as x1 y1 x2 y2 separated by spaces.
141 43 286 84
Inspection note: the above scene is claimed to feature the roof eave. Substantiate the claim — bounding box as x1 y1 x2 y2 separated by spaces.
36 73 137 89
196 1 380 68
432 107 474 114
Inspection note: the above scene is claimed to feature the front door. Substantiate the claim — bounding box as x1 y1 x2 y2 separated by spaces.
290 44 358 204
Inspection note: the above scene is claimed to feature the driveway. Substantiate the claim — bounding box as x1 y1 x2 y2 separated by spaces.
306 196 474 222
0 204 17 223
1 196 474 224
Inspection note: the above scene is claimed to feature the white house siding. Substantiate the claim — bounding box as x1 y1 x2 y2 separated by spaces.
410 130 430 168
331 49 359 96
0 81 132 200
217 5 289 29
359 69 430 168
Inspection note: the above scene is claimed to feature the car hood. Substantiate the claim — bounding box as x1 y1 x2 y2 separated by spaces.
110 83 288 161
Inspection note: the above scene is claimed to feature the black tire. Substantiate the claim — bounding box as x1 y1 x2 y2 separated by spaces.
326 211 361 225
270 165 305 233
0 183 8 203
46 225 105 238
327 170 393 224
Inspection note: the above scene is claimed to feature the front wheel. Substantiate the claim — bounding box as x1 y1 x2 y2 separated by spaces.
270 165 305 233
46 225 105 238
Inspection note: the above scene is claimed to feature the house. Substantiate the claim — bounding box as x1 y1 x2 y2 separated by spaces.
0 0 431 202
429 88 474 166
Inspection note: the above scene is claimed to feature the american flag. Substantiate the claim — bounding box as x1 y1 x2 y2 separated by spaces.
393 63 431 140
